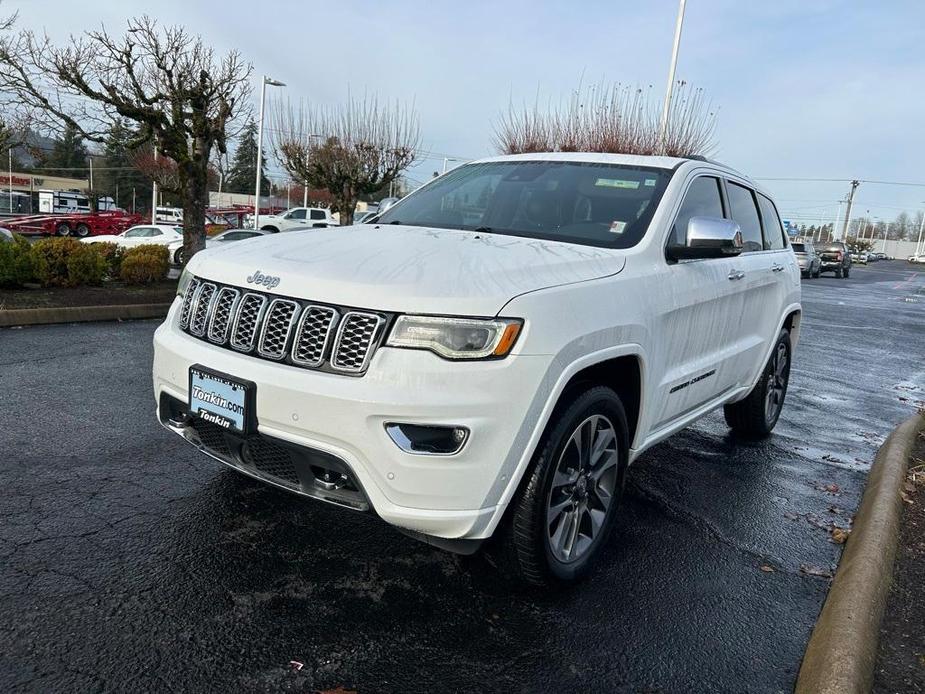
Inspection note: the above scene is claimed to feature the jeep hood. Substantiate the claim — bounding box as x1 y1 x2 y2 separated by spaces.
189 225 625 315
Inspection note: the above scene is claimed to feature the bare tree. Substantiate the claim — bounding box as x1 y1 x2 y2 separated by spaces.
0 14 251 259
271 95 419 225
494 81 716 158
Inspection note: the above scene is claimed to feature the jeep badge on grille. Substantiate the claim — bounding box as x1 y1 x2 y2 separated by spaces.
246 270 281 289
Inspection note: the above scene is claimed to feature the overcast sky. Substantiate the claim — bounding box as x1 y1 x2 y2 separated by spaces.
8 0 925 228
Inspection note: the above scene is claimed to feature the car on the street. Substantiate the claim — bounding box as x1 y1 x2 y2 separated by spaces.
0 227 13 243
817 241 852 277
908 253 925 264
153 152 801 587
256 207 338 233
168 228 269 266
81 224 184 249
851 251 868 265
791 240 821 278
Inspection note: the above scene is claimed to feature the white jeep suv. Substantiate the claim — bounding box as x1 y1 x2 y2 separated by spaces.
153 153 801 586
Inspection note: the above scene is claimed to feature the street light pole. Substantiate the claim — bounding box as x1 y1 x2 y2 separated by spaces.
659 0 687 146
254 75 286 229
916 205 925 256
151 146 158 222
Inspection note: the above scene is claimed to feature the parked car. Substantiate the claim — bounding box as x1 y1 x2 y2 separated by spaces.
851 251 868 265
256 207 338 233
0 227 13 243
81 224 184 249
817 241 852 278
354 211 379 224
908 254 925 264
168 228 269 265
153 153 801 587
791 241 821 278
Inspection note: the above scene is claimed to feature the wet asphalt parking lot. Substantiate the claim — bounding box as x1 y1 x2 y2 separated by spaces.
1 262 924 693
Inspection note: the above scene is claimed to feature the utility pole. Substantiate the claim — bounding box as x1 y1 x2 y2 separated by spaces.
840 180 860 241
254 75 286 229
152 146 158 223
659 0 687 146
303 182 308 208
7 148 12 214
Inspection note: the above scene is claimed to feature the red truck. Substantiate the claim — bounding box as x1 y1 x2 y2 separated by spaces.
1 211 144 238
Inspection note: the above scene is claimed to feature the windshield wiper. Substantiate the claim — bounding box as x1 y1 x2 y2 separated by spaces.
472 226 494 233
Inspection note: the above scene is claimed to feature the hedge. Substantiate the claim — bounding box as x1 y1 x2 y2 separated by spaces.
120 244 169 284
0 233 36 287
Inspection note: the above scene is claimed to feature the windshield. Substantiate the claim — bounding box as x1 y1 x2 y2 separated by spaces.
376 160 672 248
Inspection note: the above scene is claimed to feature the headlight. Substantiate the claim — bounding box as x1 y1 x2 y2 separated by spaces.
386 315 523 360
177 267 193 298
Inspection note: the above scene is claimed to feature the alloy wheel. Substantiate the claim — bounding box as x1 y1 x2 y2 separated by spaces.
545 414 619 564
764 342 788 424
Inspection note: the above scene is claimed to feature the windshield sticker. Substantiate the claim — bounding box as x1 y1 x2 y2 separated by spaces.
595 178 640 189
609 221 627 234
644 178 657 186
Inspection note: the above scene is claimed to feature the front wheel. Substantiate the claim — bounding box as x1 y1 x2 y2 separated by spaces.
489 386 628 587
55 222 71 237
724 329 791 438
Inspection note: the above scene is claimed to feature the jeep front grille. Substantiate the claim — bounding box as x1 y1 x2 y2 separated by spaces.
178 278 388 376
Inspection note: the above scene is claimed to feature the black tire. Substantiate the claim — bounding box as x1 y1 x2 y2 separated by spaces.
55 222 71 237
488 385 629 587
75 223 91 238
173 247 185 265
261 226 279 233
724 329 791 438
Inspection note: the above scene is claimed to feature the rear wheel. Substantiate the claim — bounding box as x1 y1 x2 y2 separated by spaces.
55 222 71 237
75 223 91 238
488 386 628 587
724 329 791 438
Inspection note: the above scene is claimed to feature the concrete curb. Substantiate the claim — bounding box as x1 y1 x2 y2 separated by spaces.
795 412 925 694
0 303 171 327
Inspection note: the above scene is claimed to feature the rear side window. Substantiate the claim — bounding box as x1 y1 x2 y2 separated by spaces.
310 209 326 220
725 182 763 253
670 176 725 246
757 193 786 250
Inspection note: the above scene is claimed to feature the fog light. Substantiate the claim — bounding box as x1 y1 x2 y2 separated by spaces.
385 423 470 455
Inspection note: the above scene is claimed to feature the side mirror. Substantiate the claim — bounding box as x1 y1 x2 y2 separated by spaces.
667 216 744 261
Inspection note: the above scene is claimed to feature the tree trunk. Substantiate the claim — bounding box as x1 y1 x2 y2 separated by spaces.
180 159 208 263
338 182 355 226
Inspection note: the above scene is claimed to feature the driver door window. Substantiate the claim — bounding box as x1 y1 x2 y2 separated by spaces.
669 176 725 247
285 209 306 220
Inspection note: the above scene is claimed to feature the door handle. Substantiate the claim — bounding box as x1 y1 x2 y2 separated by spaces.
728 270 745 281
771 263 785 272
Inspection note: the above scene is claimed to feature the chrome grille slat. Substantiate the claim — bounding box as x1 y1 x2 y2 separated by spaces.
257 299 300 360
178 278 201 330
207 287 240 344
179 277 385 376
291 305 338 367
189 283 216 337
230 293 268 352
331 312 383 373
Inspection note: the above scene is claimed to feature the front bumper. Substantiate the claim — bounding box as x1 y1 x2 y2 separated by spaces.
153 300 552 540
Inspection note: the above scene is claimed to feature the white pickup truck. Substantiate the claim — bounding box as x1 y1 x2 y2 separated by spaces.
256 207 338 233
153 152 801 587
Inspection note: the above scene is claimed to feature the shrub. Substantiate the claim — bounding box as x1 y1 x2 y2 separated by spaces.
0 233 36 287
31 237 110 287
32 237 83 287
120 244 169 284
65 243 107 286
93 242 125 278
